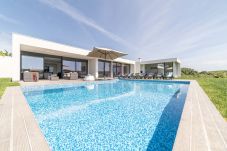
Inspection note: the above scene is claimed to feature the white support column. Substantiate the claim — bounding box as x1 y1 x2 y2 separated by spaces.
130 64 134 73
121 64 124 75
173 62 181 78
135 62 140 73
88 58 99 79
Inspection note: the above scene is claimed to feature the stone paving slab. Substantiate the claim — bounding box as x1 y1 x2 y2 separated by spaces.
173 80 227 151
0 87 50 151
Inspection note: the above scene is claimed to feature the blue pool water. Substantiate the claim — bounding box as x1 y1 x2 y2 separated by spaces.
22 80 189 151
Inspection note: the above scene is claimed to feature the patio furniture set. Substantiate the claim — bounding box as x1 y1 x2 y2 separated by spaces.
23 71 79 82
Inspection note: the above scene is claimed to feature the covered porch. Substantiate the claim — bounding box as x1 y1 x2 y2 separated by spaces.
19 45 135 81
12 34 135 81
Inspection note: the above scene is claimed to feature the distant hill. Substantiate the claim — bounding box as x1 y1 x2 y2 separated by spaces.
181 68 227 78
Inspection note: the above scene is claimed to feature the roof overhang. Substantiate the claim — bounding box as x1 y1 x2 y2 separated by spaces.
13 33 92 59
139 58 181 64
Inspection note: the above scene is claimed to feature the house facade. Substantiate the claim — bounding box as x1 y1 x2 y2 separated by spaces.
0 33 181 81
135 58 181 77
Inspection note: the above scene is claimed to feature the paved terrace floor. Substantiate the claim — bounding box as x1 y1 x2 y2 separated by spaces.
0 80 226 150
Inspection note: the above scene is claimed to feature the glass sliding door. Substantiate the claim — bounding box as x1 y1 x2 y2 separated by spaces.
98 61 105 78
145 64 158 74
63 59 88 78
63 59 75 73
75 60 88 78
116 63 122 76
44 56 62 78
21 51 89 80
112 62 122 77
98 60 111 78
113 62 117 77
157 63 164 75
164 62 173 76
105 61 111 77
21 55 44 79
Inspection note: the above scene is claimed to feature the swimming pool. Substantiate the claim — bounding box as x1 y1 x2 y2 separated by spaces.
22 80 189 151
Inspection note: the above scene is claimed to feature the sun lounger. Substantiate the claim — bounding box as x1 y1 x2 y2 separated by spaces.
164 72 173 80
155 73 164 79
146 73 154 79
139 73 147 79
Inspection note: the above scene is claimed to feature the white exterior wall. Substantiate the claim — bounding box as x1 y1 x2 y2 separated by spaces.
12 34 21 81
137 61 181 78
173 62 181 77
0 33 182 80
0 57 14 78
130 64 135 73
140 64 145 73
88 58 99 79
135 62 141 73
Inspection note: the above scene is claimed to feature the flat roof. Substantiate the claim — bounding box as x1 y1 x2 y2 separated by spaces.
12 33 135 64
139 58 181 64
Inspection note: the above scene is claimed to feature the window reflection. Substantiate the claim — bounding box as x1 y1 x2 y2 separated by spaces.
76 61 88 77
144 62 173 76
98 60 111 77
164 62 173 75
63 60 75 73
21 55 44 78
113 62 122 77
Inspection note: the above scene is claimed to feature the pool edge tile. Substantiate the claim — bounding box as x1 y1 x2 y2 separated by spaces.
173 80 227 151
0 86 50 151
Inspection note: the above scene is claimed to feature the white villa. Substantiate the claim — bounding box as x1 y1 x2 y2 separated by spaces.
0 33 181 81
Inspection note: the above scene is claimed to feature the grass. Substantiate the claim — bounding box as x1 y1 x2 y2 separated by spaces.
179 75 227 120
0 78 20 98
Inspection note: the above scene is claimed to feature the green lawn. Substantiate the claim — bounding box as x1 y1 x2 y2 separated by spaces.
180 76 227 120
0 78 20 98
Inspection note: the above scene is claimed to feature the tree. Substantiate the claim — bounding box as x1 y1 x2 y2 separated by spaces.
0 49 12 56
181 67 198 75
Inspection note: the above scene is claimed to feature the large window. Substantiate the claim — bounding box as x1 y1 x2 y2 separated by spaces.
21 52 88 80
144 62 173 76
76 60 88 77
44 56 61 78
63 59 75 73
63 59 88 78
164 62 173 75
145 64 158 74
98 60 111 78
113 62 122 77
21 55 44 78
157 63 164 75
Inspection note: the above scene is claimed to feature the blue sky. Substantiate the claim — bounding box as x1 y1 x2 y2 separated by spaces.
0 0 227 71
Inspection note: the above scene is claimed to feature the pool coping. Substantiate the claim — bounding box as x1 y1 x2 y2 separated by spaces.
173 80 227 151
0 86 50 151
0 80 226 150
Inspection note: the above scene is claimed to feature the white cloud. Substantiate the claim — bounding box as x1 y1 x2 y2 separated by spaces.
0 14 20 25
0 32 12 52
38 0 135 49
